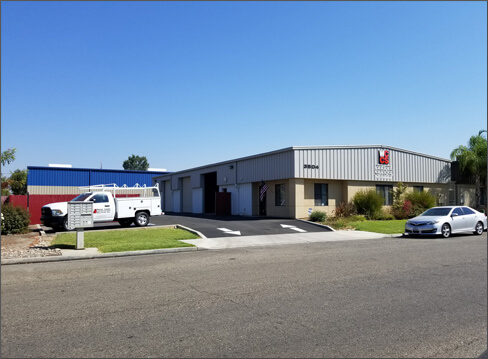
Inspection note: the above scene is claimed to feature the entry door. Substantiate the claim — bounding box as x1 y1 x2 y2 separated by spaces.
259 185 267 216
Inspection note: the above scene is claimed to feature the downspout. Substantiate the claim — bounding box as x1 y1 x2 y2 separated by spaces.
235 161 239 215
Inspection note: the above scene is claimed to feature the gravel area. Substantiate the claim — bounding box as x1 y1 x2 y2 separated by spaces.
1 226 62 260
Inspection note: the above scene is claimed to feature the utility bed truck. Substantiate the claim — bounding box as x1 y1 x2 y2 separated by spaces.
41 183 162 231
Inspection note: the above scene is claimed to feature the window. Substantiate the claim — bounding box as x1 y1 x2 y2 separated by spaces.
462 207 475 215
452 207 464 216
413 186 424 192
314 183 328 206
376 185 393 205
275 184 286 206
92 193 109 203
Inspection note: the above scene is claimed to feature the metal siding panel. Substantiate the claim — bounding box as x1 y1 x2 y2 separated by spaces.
27 167 168 188
237 150 294 183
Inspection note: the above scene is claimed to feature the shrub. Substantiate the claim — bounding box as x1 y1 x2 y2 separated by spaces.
334 201 356 217
377 208 395 220
352 189 385 220
405 190 436 217
392 200 412 219
309 210 326 222
349 215 367 222
1 204 30 235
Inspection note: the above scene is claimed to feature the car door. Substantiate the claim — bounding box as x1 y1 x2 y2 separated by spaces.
450 207 466 233
461 207 477 230
91 193 113 222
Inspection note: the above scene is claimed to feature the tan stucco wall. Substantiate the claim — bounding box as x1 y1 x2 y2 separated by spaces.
252 179 456 219
456 184 476 207
294 179 344 218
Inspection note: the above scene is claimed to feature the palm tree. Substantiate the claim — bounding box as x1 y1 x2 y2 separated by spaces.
450 131 487 209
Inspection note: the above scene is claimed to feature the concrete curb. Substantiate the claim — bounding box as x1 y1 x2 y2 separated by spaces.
176 224 207 239
1 246 200 265
295 218 335 232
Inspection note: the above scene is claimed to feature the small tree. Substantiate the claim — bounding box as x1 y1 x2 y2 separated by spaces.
8 169 28 195
450 130 487 209
123 155 149 171
1 148 17 195
1 148 16 166
391 182 409 219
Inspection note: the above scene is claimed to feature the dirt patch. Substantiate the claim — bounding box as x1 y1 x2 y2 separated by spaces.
1 226 61 260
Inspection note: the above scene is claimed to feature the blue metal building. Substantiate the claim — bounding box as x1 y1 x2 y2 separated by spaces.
27 166 170 195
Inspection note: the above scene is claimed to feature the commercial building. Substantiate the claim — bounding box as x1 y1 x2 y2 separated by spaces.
153 145 479 219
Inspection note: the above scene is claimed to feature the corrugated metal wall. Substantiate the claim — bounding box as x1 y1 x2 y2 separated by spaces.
294 147 451 183
8 194 77 225
237 150 294 183
27 167 169 194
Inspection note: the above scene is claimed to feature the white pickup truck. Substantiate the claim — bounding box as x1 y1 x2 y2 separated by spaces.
41 183 162 231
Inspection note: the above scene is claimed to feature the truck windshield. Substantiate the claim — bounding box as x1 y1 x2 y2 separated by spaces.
71 193 93 201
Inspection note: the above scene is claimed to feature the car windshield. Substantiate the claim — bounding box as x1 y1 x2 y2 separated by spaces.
420 208 451 217
71 193 92 201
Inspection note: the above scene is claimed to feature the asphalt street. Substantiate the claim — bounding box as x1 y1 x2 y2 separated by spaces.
1 233 486 358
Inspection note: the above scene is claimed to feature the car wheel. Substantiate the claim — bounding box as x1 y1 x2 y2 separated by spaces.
474 221 484 235
441 223 451 238
62 216 75 231
134 212 149 227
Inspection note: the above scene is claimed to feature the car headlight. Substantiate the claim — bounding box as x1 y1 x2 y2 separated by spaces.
51 209 63 216
427 220 440 225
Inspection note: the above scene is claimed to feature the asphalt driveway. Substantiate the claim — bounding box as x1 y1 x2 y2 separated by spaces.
49 213 333 238
151 213 332 238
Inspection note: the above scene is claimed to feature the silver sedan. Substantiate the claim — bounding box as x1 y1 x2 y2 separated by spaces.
404 206 487 238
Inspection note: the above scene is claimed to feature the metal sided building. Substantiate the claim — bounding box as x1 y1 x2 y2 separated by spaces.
152 145 473 219
27 167 170 195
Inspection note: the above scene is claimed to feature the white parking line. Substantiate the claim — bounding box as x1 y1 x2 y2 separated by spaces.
217 228 241 235
281 224 307 233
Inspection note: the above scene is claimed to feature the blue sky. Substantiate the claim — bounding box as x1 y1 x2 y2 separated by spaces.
1 1 486 175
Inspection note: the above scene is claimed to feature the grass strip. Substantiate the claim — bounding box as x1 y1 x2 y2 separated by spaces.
51 228 198 253
346 220 407 234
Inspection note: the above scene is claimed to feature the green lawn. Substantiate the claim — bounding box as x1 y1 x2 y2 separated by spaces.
51 227 199 253
345 220 407 234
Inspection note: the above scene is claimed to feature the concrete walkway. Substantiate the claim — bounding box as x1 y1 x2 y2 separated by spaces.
1 229 399 265
180 230 396 249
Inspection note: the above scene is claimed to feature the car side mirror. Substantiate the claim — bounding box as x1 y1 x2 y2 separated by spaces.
451 213 458 217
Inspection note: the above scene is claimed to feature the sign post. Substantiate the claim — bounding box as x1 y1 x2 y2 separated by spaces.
67 201 94 250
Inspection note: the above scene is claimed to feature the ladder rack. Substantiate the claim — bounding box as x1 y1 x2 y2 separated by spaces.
78 183 160 197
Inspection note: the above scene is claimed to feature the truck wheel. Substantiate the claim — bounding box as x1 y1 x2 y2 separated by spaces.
135 212 149 227
62 216 75 231
118 219 133 227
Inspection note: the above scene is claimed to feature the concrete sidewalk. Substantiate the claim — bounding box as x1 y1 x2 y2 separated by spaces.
1 230 399 265
180 230 397 249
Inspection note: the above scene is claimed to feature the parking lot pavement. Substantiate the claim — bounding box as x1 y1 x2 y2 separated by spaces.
41 213 332 238
150 213 333 238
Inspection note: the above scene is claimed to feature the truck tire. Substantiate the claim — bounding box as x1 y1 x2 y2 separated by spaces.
118 218 133 228
134 212 149 227
62 216 75 231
